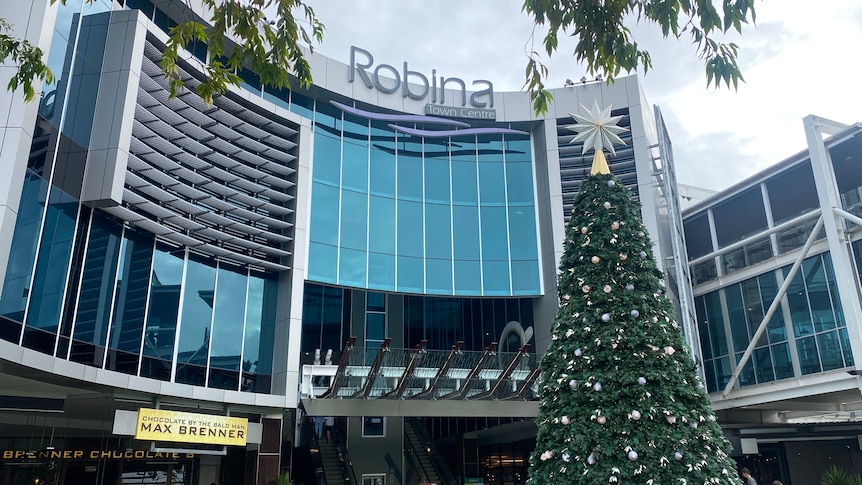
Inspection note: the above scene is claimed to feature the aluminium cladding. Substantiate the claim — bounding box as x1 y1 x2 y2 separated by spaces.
105 39 300 272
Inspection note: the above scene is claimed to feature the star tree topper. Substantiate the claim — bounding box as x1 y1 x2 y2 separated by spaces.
566 100 629 175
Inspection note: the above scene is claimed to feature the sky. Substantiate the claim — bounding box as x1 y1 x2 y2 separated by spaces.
299 0 862 191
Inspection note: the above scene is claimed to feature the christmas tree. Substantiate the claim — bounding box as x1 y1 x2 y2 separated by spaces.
528 102 738 484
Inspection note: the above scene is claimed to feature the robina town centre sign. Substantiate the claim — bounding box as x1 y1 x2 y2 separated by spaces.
349 46 496 120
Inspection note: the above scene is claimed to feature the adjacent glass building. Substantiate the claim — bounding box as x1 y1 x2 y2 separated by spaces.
682 120 862 484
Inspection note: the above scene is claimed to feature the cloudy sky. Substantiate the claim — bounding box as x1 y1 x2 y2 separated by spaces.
300 0 862 191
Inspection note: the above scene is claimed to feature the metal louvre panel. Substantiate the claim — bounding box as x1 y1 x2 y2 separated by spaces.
126 38 299 269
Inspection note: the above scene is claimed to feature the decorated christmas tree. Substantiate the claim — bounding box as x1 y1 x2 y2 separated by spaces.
528 102 738 484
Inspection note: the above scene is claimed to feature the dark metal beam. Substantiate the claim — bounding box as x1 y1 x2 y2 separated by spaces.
387 340 427 399
440 342 497 400
470 344 530 400
319 337 356 399
353 338 392 399
413 341 463 399
502 365 540 400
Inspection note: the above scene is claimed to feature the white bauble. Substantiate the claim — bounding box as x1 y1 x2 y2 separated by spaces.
607 180 616 187
628 450 638 461
603 201 611 209
611 221 620 230
674 452 683 461
593 382 602 392
630 410 641 420
666 416 676 424
591 256 601 264
601 313 611 322
562 452 571 462
587 453 596 465
637 377 646 386
561 415 570 425
597 416 606 425
625 283 634 290
569 379 578 390
574 348 583 357
631 309 640 317
603 285 612 293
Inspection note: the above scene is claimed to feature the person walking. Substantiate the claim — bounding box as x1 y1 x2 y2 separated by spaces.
740 468 757 485
313 415 324 438
324 416 335 443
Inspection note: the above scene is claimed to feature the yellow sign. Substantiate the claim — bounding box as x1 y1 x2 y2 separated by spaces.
135 408 248 446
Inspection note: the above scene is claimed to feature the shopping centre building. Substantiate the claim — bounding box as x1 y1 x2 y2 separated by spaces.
1 1 860 485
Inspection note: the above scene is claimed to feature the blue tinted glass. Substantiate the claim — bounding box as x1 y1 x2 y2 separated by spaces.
797 335 820 374
452 206 480 260
397 256 424 293
175 255 216 386
397 200 423 258
243 274 277 392
339 248 367 286
368 196 396 254
695 296 713 360
454 260 481 295
291 91 314 120
725 283 749 351
1 171 48 322
26 188 78 332
818 330 844 371
209 265 247 390
210 265 247 370
307 242 337 284
141 245 184 380
783 266 813 336
312 132 341 185
478 161 506 205
704 291 728 356
340 189 368 250
370 144 396 196
368 253 395 290
511 260 540 295
452 160 478 204
506 162 534 204
803 256 835 333
73 214 122 348
342 139 368 191
840 327 854 367
505 136 532 163
366 313 385 341
397 143 423 200
424 150 450 203
107 229 153 374
759 271 786 343
425 204 452 260
753 347 774 383
508 207 538 260
772 342 794 379
309 182 339 245
426 259 453 295
262 87 290 110
483 261 510 295
480 206 508 261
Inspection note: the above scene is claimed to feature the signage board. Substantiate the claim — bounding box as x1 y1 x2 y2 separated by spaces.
135 408 248 446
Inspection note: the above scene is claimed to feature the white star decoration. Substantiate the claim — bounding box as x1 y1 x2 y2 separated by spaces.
566 101 629 156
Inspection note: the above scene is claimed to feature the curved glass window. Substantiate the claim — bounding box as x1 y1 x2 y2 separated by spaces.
308 106 540 296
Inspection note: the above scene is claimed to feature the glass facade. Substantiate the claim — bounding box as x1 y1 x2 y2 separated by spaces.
0 170 279 393
300 282 536 361
695 251 851 392
307 103 540 297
